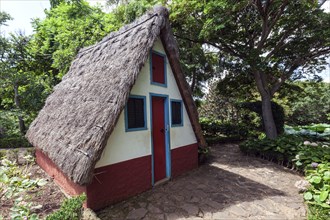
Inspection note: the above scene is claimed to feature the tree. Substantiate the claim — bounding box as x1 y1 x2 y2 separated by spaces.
170 0 330 138
31 0 120 81
1 33 29 134
284 81 330 125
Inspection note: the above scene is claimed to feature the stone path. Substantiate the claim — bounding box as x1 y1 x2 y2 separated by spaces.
97 143 307 219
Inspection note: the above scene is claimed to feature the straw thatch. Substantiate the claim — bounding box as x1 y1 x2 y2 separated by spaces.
26 6 206 185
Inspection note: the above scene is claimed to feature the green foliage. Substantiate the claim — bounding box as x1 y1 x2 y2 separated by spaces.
170 0 330 138
10 197 41 220
112 0 162 24
0 154 47 219
31 0 121 79
200 117 248 144
240 135 305 166
304 163 330 217
0 11 12 26
286 124 330 141
46 194 86 220
240 101 285 135
308 203 330 220
0 136 30 149
0 156 47 199
284 82 330 125
1 1 123 147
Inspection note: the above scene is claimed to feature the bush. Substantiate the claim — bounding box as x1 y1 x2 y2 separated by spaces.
285 124 330 141
0 136 31 148
200 117 248 144
240 135 304 167
46 194 86 220
240 101 285 135
304 163 330 209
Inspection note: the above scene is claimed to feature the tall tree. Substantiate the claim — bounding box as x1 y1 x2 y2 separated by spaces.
171 0 330 138
31 0 120 81
0 32 35 134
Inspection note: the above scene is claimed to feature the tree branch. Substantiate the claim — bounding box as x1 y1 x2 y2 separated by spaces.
257 0 289 50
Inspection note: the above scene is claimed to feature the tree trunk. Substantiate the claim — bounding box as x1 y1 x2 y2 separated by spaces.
253 71 278 139
261 94 277 139
14 83 26 135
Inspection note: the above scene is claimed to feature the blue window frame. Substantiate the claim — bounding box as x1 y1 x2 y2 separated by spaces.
170 99 183 127
150 50 167 87
125 95 147 132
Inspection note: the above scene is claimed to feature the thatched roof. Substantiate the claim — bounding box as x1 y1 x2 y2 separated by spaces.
26 6 206 185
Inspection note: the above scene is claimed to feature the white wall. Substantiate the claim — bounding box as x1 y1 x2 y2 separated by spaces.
95 38 197 168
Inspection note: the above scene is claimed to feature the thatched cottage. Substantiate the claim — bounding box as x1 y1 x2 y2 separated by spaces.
26 6 206 210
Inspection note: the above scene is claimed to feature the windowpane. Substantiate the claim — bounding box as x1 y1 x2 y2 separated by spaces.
171 101 182 126
127 97 145 129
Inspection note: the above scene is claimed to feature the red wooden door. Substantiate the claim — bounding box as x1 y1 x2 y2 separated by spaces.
152 96 166 182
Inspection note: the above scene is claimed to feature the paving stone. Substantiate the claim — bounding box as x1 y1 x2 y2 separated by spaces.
163 205 177 213
126 208 148 220
212 211 237 219
286 202 303 210
227 204 249 217
181 203 199 216
205 200 223 209
144 213 165 220
82 208 101 220
138 202 147 208
147 204 162 214
189 196 200 203
165 213 185 220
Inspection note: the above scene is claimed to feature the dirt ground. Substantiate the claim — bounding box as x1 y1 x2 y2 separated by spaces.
0 149 66 219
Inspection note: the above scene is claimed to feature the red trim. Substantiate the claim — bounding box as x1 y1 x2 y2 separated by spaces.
86 155 152 210
171 143 198 177
35 149 86 196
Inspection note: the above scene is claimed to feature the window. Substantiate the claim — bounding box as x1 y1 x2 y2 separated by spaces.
125 96 147 131
171 100 183 126
150 51 167 86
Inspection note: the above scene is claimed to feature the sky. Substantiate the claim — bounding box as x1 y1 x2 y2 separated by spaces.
0 0 329 82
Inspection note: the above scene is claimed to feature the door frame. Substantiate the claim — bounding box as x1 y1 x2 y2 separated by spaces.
149 93 171 185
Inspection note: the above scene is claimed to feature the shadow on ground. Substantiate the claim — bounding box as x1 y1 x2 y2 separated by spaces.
97 144 293 219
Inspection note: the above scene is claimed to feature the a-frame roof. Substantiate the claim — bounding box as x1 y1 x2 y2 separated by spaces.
26 6 206 185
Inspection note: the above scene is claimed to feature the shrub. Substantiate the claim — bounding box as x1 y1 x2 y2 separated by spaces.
240 101 285 135
0 136 31 149
46 194 86 220
200 117 248 143
285 124 330 141
239 134 304 168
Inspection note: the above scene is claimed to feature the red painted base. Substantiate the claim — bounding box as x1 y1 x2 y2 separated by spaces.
35 143 198 211
86 155 152 210
35 150 86 196
171 143 198 177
